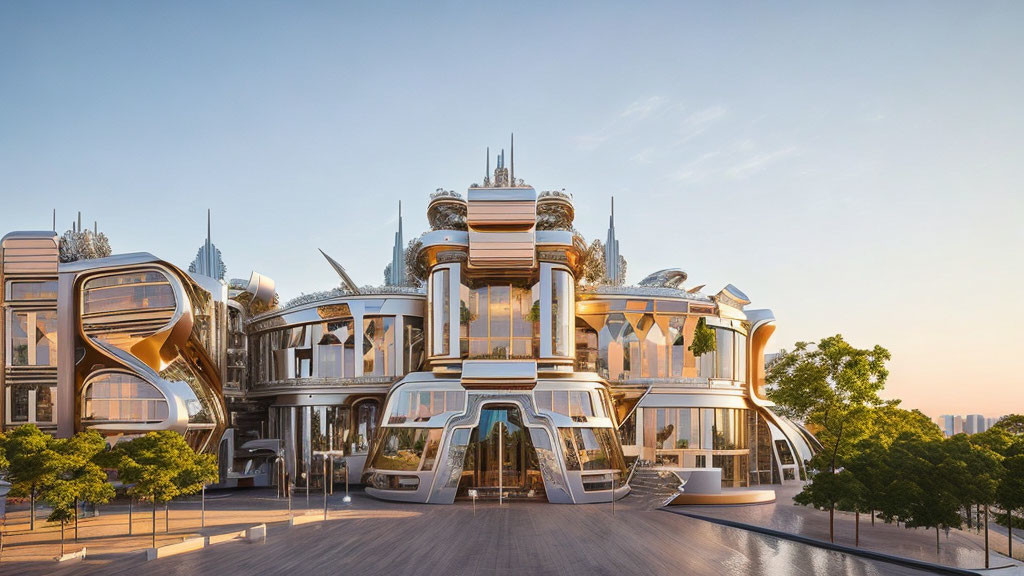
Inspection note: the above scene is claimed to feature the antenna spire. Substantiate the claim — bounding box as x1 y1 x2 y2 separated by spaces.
510 133 515 185
52 209 56 232
207 209 211 245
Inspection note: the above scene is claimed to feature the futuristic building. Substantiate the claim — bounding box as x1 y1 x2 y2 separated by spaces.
0 145 816 504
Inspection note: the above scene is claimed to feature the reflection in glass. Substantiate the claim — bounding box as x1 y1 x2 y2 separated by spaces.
432 269 450 355
83 373 168 423
363 317 395 376
9 311 57 367
550 270 572 357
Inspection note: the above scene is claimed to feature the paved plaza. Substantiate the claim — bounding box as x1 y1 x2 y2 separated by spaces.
0 487 979 576
671 484 1024 572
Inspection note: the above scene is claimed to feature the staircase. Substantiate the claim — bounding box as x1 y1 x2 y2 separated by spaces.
627 467 682 508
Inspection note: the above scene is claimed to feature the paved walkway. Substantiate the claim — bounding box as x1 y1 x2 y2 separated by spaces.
671 483 1024 571
0 488 956 576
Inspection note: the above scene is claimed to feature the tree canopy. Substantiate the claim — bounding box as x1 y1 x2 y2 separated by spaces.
114 431 218 504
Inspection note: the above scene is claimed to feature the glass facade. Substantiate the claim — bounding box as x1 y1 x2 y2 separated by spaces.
388 389 465 424
641 407 776 488
431 269 450 355
83 372 168 423
461 280 538 359
370 428 443 471
362 317 395 376
82 271 175 315
550 269 572 357
578 305 748 383
8 310 57 366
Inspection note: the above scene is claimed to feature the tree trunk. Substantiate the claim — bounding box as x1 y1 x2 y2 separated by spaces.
29 489 35 531
152 500 157 548
936 525 940 552
60 520 65 557
1010 514 1014 560
165 502 169 533
855 511 860 546
74 498 79 542
829 505 835 543
871 508 875 526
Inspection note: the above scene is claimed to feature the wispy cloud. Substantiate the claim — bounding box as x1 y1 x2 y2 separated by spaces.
575 96 669 151
725 146 798 179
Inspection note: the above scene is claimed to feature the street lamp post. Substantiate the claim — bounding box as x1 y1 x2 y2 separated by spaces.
322 456 328 521
201 484 206 529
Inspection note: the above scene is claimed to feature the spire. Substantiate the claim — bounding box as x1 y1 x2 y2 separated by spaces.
189 209 226 280
605 196 621 285
486 147 490 185
320 249 360 293
77 211 82 233
510 133 515 186
388 201 406 286
52 209 56 232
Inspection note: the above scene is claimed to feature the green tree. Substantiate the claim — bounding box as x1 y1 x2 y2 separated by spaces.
40 431 115 556
114 431 218 547
993 414 1024 436
767 335 890 539
5 424 58 531
794 465 863 543
997 454 1024 559
688 317 717 357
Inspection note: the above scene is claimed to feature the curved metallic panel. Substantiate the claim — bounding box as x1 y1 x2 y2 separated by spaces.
246 271 276 306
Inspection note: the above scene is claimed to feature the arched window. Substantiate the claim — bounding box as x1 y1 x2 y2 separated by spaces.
83 372 168 423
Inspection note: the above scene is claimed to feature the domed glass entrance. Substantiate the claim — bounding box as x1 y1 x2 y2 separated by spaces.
457 404 546 500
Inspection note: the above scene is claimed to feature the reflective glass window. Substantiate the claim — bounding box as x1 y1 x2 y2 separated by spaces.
363 317 395 376
8 311 57 367
550 269 572 357
83 272 175 315
83 373 168 423
431 269 450 355
370 428 443 471
715 328 734 380
317 319 356 378
9 281 58 301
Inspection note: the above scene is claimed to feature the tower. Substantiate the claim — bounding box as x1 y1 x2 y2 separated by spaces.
189 209 227 280
605 197 621 285
387 201 406 286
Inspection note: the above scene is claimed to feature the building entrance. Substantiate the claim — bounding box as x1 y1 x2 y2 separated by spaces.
457 404 545 500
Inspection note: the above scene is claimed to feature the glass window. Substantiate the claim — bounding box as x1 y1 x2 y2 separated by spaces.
668 316 686 378
317 319 355 378
550 269 572 357
462 281 538 359
8 311 57 367
363 317 395 376
565 428 627 473
715 328 734 380
370 427 443 471
641 316 668 378
9 281 58 301
83 373 168 423
353 399 380 453
388 389 465 423
403 317 424 373
736 333 747 382
83 272 175 315
431 269 450 355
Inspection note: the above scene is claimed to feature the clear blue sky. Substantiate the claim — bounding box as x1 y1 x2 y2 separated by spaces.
2 2 1021 419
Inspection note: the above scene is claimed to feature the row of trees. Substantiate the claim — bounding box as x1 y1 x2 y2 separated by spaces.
768 335 1024 558
1 425 218 554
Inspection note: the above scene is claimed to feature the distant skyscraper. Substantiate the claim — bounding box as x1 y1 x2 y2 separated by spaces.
939 414 965 437
605 197 621 285
965 414 986 435
189 210 226 280
387 202 406 286
986 417 998 430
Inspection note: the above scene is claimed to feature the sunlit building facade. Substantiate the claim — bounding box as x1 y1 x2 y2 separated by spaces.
1 147 816 503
